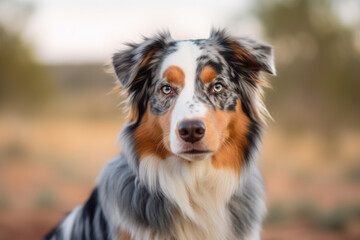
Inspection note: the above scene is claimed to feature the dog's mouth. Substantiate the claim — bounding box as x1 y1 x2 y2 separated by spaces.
177 148 212 161
179 149 211 154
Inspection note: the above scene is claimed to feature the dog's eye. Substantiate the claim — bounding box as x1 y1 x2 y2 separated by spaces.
161 85 173 95
212 83 225 94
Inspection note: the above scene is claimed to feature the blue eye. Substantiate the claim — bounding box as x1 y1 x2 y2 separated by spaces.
212 83 225 93
161 85 173 95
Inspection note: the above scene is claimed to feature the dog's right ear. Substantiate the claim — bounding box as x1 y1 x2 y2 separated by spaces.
112 32 173 122
112 31 172 88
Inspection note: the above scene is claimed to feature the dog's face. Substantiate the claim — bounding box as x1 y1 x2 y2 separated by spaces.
113 30 275 173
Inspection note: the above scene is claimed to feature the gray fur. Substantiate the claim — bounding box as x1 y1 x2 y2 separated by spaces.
97 154 175 238
229 164 266 239
149 77 180 115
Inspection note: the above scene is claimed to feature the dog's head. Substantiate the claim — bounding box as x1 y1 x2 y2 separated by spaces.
113 29 275 174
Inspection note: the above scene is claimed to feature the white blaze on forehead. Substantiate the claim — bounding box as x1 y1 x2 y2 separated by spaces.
160 41 208 154
160 41 202 84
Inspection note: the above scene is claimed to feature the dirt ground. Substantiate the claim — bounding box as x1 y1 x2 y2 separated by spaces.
0 115 359 240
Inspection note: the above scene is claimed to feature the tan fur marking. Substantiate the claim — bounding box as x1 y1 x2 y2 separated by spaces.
134 104 174 160
157 105 175 152
129 107 139 122
200 66 217 84
210 99 250 175
202 109 232 152
139 49 155 68
228 40 251 62
134 105 171 160
228 40 262 72
163 65 185 86
119 231 132 240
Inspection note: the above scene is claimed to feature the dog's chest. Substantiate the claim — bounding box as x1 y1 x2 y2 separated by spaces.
139 156 239 240
170 183 234 240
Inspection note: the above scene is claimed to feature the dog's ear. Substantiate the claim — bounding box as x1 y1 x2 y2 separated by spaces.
209 29 275 122
210 29 276 75
112 32 173 122
112 31 173 87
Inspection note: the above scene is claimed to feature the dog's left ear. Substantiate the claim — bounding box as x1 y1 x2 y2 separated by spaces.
210 29 276 75
230 37 275 75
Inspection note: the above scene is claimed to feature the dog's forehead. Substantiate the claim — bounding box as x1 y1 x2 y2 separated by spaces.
160 41 203 82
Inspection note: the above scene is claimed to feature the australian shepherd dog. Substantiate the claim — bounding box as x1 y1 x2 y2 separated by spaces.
44 29 275 240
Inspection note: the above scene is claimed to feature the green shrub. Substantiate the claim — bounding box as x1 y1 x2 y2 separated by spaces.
265 202 288 224
292 199 318 221
342 164 360 182
33 188 59 209
0 192 11 210
316 207 350 231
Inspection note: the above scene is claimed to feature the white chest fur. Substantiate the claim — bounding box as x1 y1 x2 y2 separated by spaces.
139 156 240 240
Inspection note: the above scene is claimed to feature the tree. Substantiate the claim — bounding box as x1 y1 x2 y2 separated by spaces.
253 0 360 130
0 0 54 110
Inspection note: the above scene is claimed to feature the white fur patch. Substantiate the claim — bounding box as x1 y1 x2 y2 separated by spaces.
160 41 209 155
61 205 82 239
139 155 239 240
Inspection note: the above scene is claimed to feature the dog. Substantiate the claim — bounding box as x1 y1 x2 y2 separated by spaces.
43 29 275 240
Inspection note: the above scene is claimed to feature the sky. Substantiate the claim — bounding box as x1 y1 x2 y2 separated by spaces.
18 0 258 64
2 0 358 64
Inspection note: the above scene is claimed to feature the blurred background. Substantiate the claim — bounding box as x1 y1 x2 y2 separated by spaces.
0 0 359 239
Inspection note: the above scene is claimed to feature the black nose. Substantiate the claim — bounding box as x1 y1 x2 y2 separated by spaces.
178 120 206 143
